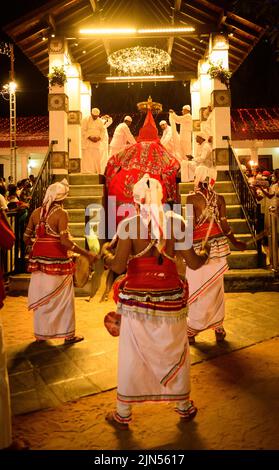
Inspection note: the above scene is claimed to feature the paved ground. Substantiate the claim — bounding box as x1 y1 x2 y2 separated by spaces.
1 285 279 414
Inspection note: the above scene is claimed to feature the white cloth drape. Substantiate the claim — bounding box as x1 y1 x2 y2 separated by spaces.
117 314 191 404
28 272 75 340
186 258 228 334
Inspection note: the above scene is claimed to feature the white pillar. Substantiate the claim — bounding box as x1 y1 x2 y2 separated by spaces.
67 63 82 173
48 37 69 176
209 33 231 169
190 79 200 158
80 81 92 119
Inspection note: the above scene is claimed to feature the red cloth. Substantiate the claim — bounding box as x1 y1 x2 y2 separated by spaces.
193 221 223 241
137 110 159 142
0 215 15 308
104 311 121 337
105 141 180 224
28 230 74 275
113 256 187 303
0 211 16 250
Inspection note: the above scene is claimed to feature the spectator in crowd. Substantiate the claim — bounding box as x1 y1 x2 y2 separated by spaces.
0 185 8 211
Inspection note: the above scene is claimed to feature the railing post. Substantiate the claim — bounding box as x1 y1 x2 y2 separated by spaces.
256 203 265 267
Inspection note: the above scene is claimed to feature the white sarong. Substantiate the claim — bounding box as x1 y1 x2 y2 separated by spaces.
117 314 190 404
81 147 101 174
28 272 75 340
186 258 228 335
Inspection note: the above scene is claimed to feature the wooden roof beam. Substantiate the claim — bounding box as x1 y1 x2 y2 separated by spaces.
180 1 216 23
168 0 182 56
88 0 110 57
217 9 227 29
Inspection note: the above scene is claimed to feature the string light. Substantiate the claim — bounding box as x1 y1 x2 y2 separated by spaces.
107 46 171 76
0 42 11 57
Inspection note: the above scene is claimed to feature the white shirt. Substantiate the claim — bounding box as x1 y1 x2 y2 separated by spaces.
110 122 136 151
0 194 8 210
81 116 106 149
170 112 192 140
160 125 174 154
194 141 213 168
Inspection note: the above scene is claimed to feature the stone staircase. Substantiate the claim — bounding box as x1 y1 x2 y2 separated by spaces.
179 171 275 291
7 171 277 294
9 174 106 296
65 174 105 250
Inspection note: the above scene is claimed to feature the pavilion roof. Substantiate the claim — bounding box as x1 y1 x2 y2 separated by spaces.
2 0 266 83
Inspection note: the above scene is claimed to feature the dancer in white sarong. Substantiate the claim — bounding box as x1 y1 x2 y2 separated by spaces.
102 174 210 429
185 166 247 343
24 179 96 344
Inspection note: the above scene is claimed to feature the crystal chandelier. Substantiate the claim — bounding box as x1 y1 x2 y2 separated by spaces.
107 46 171 76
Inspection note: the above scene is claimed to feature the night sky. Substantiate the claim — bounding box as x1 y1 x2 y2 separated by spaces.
1 1 279 117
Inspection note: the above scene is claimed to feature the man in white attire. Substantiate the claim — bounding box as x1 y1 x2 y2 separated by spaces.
194 132 214 169
169 105 193 158
159 120 175 155
109 116 136 157
81 108 106 174
100 114 113 174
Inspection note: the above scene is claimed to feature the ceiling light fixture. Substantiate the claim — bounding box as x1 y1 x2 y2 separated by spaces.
79 28 136 35
107 46 171 76
138 26 195 33
79 26 195 35
105 75 175 81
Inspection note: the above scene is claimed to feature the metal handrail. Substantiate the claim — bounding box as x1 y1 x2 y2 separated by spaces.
28 139 57 215
227 140 265 266
0 209 28 277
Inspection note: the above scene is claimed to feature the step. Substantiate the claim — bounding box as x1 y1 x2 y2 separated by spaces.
69 221 101 237
68 174 105 185
224 269 276 292
68 208 103 223
69 184 104 197
73 237 85 249
216 170 230 181
179 181 234 194
180 192 239 205
64 196 104 209
9 268 277 296
227 251 258 269
228 234 255 251
229 218 249 234
8 274 91 297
